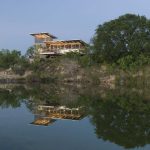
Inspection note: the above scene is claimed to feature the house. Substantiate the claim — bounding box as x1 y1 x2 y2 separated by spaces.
30 32 87 57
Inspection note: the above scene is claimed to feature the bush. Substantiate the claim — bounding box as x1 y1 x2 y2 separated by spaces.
116 54 150 70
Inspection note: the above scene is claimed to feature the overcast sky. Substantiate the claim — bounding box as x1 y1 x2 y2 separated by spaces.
0 0 150 53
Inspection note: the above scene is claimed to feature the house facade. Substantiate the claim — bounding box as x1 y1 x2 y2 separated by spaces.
30 32 87 57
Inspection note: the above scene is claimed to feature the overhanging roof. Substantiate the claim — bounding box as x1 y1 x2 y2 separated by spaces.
45 40 87 45
30 32 57 39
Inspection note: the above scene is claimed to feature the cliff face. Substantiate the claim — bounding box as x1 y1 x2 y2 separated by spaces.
0 58 116 87
28 58 116 87
0 69 32 83
56 59 115 86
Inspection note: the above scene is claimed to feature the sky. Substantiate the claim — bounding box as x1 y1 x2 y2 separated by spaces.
0 0 150 54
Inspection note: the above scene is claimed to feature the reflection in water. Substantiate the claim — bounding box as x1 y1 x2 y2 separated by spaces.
31 105 85 126
89 99 150 149
0 84 150 149
85 88 150 149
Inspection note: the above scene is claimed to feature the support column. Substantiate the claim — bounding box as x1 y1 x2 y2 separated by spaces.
79 44 81 49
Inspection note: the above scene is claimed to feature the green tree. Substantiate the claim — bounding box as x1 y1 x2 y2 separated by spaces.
0 49 21 69
25 46 35 59
93 14 150 63
0 49 30 74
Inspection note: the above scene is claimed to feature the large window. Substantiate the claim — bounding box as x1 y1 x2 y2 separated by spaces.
35 38 45 44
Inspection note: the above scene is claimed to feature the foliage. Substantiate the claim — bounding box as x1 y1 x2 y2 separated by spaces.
0 49 30 73
63 46 93 67
25 46 35 59
26 57 61 82
78 55 92 67
116 54 150 70
92 14 150 66
12 56 30 75
64 51 82 59
0 49 21 69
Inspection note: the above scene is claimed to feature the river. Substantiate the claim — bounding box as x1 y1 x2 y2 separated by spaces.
0 83 149 150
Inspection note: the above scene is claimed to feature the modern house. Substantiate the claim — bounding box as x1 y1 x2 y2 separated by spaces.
30 32 87 57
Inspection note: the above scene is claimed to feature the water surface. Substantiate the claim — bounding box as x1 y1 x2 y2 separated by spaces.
0 84 150 150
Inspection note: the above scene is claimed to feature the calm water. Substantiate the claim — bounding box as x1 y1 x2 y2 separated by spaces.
0 83 150 150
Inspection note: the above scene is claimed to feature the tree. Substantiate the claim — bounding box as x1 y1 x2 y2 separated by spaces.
25 46 35 59
93 14 150 63
0 49 21 69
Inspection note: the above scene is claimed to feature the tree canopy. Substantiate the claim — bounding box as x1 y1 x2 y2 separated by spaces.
25 46 35 59
93 14 150 63
0 49 30 75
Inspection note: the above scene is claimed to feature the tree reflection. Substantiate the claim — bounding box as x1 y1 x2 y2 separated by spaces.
0 84 83 109
0 89 22 108
86 88 150 149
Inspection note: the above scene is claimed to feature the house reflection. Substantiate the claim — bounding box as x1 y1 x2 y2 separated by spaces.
31 105 85 126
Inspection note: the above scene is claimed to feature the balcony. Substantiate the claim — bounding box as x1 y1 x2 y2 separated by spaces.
39 47 61 55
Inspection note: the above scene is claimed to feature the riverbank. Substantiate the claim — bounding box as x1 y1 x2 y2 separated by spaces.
0 58 116 87
0 57 149 88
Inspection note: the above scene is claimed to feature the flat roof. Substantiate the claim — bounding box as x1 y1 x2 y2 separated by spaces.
45 40 87 45
30 32 57 39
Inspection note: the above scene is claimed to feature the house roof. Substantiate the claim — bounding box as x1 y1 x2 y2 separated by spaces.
45 40 87 45
30 32 57 39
